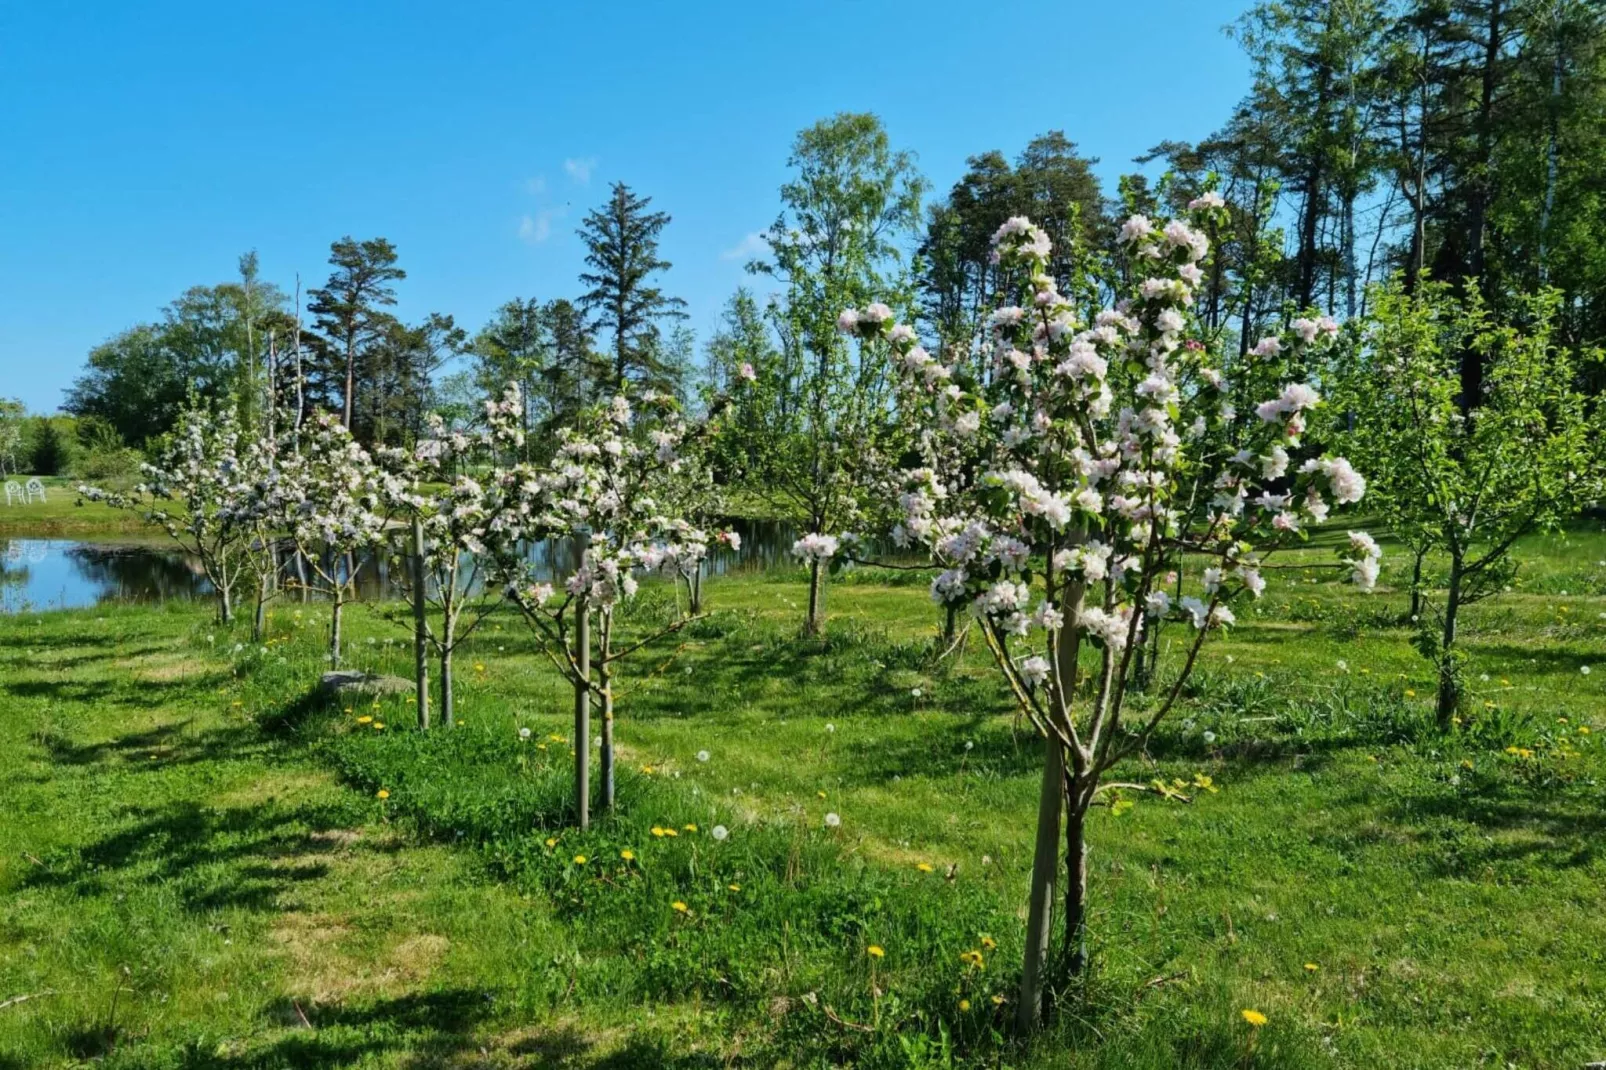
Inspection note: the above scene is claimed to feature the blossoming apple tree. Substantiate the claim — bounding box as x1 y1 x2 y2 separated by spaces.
487 388 736 829
267 412 392 668
842 203 1379 1029
377 386 528 728
80 401 263 625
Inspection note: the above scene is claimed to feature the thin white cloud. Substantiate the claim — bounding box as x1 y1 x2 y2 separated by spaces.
564 157 597 184
519 208 562 244
720 231 769 262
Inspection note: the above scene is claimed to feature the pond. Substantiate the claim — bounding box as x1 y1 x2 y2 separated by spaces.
0 519 817 614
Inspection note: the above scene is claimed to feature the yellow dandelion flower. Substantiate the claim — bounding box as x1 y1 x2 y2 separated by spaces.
816 791 827 799
959 950 985 969
916 862 934 873
376 789 389 799
991 994 1006 1006
671 900 688 913
867 945 884 959
545 838 557 848
1241 1009 1268 1027
619 849 635 861
959 999 971 1011
372 722 385 730
981 936 997 950
1405 689 1417 698
683 824 698 832
651 826 665 837
473 663 485 672
573 855 587 865
1579 726 1591 735
728 883 741 892
356 715 373 724
344 707 354 714
640 765 655 775
663 828 677 837
1303 962 1318 972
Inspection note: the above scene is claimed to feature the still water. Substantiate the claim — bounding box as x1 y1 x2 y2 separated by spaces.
0 520 809 614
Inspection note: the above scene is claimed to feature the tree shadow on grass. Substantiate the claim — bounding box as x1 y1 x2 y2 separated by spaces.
161 989 498 1070
5 672 227 708
38 719 275 773
1459 639 1600 677
1379 778 1605 877
23 796 378 913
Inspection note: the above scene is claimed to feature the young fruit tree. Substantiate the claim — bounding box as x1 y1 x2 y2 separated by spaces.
844 204 1379 1029
745 113 925 636
377 387 528 728
487 388 733 828
1329 281 1603 727
268 413 392 668
79 401 263 625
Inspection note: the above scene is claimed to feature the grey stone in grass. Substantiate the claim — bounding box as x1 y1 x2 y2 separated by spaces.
319 670 413 696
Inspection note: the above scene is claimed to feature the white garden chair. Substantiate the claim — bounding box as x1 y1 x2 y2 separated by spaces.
24 477 45 503
3 481 21 506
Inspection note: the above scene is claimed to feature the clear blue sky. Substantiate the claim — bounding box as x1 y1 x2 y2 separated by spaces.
0 1 1251 414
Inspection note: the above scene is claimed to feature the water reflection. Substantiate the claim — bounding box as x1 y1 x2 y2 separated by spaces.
1 519 813 614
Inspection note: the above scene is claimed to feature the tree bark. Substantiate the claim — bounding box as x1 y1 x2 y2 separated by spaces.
1017 737 1063 1032
1408 546 1427 623
252 575 267 641
440 645 454 728
1062 798 1090 977
330 599 343 669
412 517 430 730
600 635 615 811
574 600 591 830
805 558 825 637
1436 555 1464 728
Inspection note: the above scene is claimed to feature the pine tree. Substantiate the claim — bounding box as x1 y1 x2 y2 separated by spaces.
577 183 687 396
307 237 406 432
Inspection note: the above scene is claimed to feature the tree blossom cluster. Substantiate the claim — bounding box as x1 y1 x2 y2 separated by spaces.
838 201 1379 747
477 386 738 624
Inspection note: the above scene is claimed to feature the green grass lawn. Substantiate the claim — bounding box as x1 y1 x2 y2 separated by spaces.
2 530 1605 1068
0 477 149 536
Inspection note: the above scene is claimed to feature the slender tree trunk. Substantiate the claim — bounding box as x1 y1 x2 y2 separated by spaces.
690 566 703 615
218 582 233 625
440 644 454 727
343 336 356 430
599 615 615 811
1017 737 1063 1032
412 517 430 729
805 559 825 637
1436 555 1464 729
1408 547 1427 623
1062 796 1090 977
1540 25 1562 283
574 600 591 830
252 574 267 642
330 599 343 669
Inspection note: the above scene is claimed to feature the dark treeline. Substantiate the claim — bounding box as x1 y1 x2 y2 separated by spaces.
46 0 1606 467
